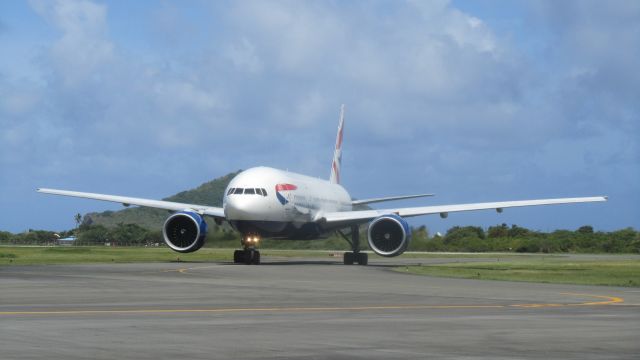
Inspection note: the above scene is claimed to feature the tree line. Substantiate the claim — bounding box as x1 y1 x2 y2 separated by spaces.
1 223 638 254
408 224 639 253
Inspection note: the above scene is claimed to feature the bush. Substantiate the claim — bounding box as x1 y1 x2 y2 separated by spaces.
2 224 639 254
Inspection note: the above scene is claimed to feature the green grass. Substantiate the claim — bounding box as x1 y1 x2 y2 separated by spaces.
0 246 352 265
0 246 233 265
0 246 557 266
0 246 605 265
396 259 640 287
3 246 639 287
386 252 563 259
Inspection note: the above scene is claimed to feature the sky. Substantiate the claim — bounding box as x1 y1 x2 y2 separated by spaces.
0 0 638 234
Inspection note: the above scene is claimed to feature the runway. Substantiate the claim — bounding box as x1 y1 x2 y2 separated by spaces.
1 256 639 359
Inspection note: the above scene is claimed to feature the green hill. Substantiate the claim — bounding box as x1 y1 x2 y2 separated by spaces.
83 171 241 229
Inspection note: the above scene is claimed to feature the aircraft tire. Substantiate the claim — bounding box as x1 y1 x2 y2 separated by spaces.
233 250 243 263
343 252 354 265
357 252 368 265
243 249 254 265
252 251 261 265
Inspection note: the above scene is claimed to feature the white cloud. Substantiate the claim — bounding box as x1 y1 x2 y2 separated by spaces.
229 1 346 74
531 0 640 113
222 0 521 135
281 91 327 128
152 81 222 113
30 0 114 88
226 37 263 74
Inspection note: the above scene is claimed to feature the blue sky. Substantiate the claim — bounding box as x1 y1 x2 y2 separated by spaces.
1 0 638 233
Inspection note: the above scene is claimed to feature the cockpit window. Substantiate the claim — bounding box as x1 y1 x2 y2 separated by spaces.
229 187 267 196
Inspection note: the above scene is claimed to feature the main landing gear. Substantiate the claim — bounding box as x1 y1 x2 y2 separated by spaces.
338 225 368 265
233 233 261 265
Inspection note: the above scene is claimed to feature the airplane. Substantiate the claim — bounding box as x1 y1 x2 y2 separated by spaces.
38 105 607 265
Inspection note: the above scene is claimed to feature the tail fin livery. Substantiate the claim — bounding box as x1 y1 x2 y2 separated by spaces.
330 104 345 184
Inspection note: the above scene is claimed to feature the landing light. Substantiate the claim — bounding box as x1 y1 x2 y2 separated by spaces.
245 235 261 244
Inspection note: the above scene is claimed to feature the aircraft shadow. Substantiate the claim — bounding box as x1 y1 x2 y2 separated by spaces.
168 259 420 268
226 260 339 266
224 260 413 268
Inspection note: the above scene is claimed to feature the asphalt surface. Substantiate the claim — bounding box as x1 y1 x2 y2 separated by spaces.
1 256 639 360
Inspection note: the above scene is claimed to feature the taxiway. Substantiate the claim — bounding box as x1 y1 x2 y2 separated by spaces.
1 256 638 359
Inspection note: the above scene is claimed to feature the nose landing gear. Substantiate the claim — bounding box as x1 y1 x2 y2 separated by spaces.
233 248 260 265
234 233 261 265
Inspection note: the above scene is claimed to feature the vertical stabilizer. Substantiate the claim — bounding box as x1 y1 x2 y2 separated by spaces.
330 104 345 184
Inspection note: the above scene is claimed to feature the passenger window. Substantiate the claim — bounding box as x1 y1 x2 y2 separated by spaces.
227 188 235 195
234 188 243 194
245 188 255 195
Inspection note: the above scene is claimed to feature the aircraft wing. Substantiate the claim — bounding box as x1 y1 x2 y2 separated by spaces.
352 193 434 206
37 188 226 218
321 196 607 225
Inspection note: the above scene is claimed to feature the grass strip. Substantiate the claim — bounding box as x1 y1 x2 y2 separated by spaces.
0 246 363 265
0 247 232 265
0 246 557 266
396 259 640 287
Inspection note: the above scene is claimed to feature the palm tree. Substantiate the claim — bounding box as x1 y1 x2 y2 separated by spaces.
74 213 82 231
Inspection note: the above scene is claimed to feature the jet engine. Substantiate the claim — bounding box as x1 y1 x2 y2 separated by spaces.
162 211 208 253
367 214 411 257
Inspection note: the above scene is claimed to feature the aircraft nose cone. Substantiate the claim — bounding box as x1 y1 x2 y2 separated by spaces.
225 196 258 220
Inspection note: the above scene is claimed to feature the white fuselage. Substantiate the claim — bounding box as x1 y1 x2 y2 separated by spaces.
223 167 352 238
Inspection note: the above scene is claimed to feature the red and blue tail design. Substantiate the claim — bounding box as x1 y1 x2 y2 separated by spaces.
330 104 345 184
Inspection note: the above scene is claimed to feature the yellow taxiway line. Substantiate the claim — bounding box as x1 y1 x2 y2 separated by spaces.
0 293 624 316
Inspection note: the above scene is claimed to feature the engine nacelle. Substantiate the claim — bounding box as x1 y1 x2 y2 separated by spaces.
367 214 411 257
162 211 208 253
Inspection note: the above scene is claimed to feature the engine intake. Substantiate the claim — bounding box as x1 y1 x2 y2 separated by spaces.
163 211 208 253
367 214 411 257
